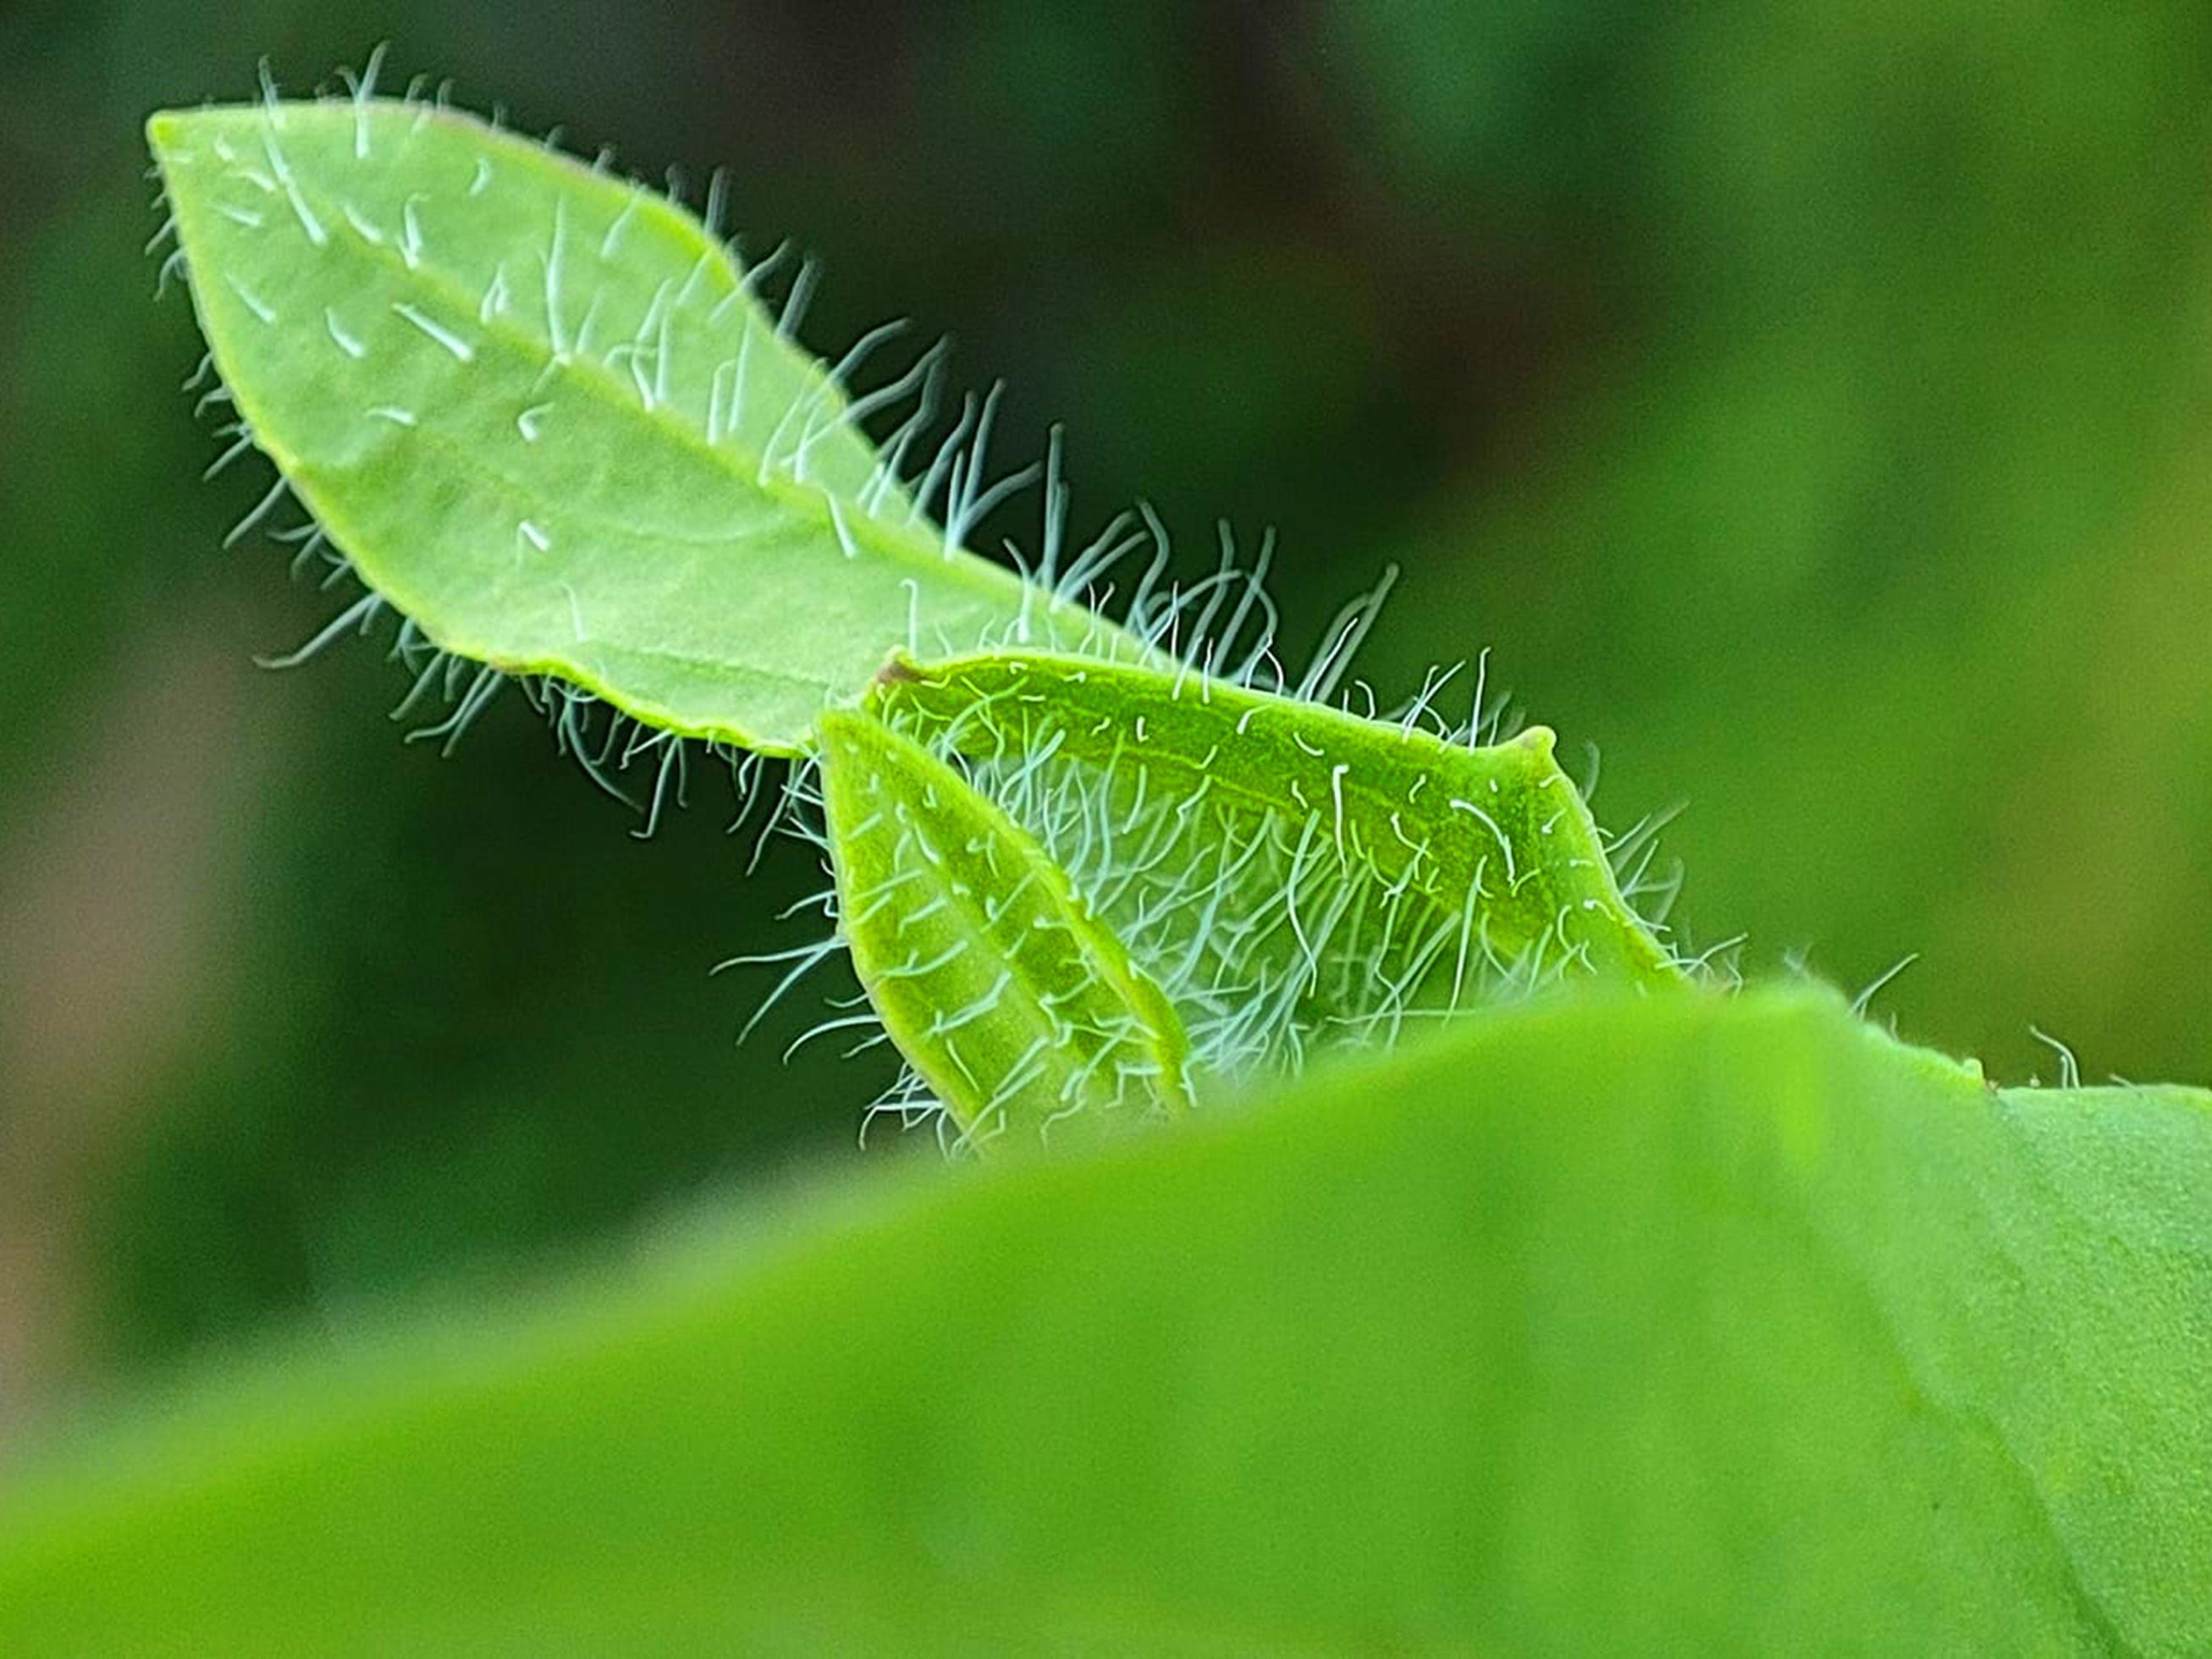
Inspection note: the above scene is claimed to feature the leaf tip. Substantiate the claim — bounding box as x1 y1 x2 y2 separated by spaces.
873 652 924 687
1514 724 1558 759
144 107 191 161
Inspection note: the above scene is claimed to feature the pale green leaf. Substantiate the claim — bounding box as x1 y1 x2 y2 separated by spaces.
869 649 1680 1083
818 708 1192 1145
146 99 1128 754
874 649 1673 982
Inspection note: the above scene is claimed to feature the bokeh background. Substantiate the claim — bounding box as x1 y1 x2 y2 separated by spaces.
3 3 2208 1419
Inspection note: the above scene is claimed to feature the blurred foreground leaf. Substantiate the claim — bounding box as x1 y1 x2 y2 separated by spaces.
3 988 2207 1651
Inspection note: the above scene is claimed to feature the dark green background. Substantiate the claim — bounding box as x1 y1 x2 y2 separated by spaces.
3 2 2207 1414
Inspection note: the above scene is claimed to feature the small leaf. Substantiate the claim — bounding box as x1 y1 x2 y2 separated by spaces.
869 649 1680 1077
817 708 1192 1147
147 100 1128 754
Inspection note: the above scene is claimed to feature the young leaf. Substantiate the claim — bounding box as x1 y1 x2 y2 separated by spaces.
817 708 1192 1147
3 989 2206 1651
146 98 1130 755
868 649 1680 1078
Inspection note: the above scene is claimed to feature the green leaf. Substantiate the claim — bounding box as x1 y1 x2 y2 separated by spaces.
3 988 2205 1651
869 649 1680 1081
146 99 1129 755
817 708 1192 1145
874 650 1673 982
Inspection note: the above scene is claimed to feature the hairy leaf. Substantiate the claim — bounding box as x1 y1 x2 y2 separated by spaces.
875 650 1672 982
146 98 1128 754
3 989 2206 1651
865 650 1679 1083
818 708 1192 1145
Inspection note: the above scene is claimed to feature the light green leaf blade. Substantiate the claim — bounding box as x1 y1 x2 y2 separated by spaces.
147 99 1128 754
869 649 1679 1082
3 988 2207 1651
819 708 1192 1146
874 649 1674 984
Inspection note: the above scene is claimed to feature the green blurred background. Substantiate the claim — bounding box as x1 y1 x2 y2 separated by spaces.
2 2 2207 1419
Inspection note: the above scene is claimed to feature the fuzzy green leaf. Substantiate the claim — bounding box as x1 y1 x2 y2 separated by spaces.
869 649 1680 1083
3 989 2207 1651
818 708 1191 1146
146 99 1128 754
874 650 1673 984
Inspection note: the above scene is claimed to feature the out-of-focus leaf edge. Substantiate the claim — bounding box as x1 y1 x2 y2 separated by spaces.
0 986 2204 1653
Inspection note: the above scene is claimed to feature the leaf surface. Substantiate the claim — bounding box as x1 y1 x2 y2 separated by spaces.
3 989 2206 1652
873 649 1674 988
819 708 1192 1144
147 100 1127 754
867 649 1680 1083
